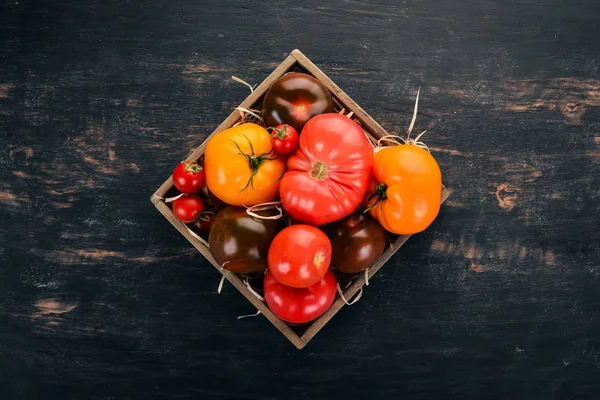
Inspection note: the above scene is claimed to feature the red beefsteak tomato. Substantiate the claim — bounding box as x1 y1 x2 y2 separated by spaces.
279 113 374 226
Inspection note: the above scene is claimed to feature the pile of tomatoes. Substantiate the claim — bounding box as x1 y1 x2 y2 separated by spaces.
167 72 443 325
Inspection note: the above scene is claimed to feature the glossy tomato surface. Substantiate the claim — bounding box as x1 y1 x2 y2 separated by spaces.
261 72 334 132
324 213 386 274
279 113 374 226
172 194 205 224
208 206 284 274
204 123 286 207
269 124 299 156
264 269 337 325
365 144 442 235
268 225 331 288
172 160 205 194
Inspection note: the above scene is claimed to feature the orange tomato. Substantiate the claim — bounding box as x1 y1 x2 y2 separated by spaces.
365 144 442 235
204 123 286 207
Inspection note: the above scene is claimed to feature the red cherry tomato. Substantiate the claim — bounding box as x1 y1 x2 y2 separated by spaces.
264 269 337 324
172 160 205 194
269 124 299 156
172 194 205 224
192 211 214 234
268 225 331 288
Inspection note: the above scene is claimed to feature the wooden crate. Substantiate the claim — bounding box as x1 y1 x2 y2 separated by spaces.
150 49 450 349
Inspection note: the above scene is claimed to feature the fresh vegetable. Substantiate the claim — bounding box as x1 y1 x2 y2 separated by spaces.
279 113 374 226
264 269 337 324
365 144 442 235
208 206 284 274
192 211 214 235
172 160 205 194
172 194 205 224
324 213 386 274
261 72 334 132
269 124 299 156
268 225 331 288
204 123 286 207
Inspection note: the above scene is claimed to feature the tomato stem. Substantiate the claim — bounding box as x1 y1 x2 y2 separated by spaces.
310 160 328 180
363 183 388 213
182 160 203 173
269 125 289 140
230 136 280 192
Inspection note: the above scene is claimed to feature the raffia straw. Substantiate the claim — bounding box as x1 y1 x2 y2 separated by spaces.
338 107 346 114
235 107 263 122
243 278 265 301
217 275 226 294
237 310 261 319
231 75 255 93
346 111 354 119
406 86 421 140
186 226 209 247
157 193 184 203
364 268 370 286
336 282 364 306
246 201 283 220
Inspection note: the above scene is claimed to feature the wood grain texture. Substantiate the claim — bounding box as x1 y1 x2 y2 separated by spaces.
1 0 600 398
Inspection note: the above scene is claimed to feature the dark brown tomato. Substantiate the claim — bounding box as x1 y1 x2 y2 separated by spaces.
324 213 387 274
208 206 285 274
261 72 334 132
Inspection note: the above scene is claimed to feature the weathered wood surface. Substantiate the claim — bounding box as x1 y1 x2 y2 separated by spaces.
1 0 599 398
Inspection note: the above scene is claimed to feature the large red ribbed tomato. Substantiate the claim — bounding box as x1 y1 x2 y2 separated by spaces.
279 113 374 226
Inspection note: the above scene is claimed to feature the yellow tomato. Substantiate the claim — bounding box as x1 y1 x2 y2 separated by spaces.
204 123 286 207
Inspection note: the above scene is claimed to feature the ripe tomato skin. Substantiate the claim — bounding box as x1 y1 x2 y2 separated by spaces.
279 113 374 226
262 72 334 132
365 144 442 235
264 269 337 325
268 225 331 288
208 206 284 274
269 124 299 156
172 160 205 194
204 123 286 207
172 194 205 224
323 213 386 274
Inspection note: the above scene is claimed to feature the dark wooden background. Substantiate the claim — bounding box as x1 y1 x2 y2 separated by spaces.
1 0 599 398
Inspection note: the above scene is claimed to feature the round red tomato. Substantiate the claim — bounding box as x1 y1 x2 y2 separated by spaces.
269 124 299 156
279 113 374 226
268 225 331 288
264 269 337 325
172 194 205 224
172 160 205 194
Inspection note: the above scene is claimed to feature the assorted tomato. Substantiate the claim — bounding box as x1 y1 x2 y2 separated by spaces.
279 113 374 226
172 194 205 224
165 72 445 327
268 225 331 288
264 269 337 324
172 160 205 194
204 123 286 207
261 72 334 132
365 144 442 235
208 206 285 274
269 124 299 156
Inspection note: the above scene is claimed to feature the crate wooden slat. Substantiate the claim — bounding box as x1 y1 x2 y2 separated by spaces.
151 49 449 349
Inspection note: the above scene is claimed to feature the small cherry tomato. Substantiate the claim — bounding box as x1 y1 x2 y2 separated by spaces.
172 194 205 224
192 211 214 234
264 269 337 325
268 225 331 288
269 124 299 156
172 160 205 194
